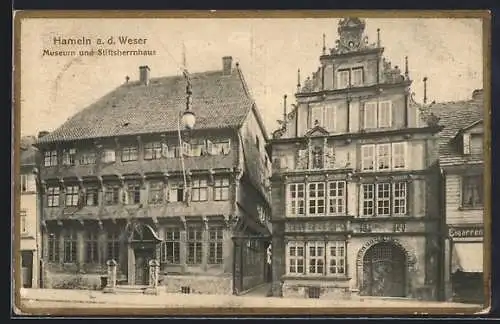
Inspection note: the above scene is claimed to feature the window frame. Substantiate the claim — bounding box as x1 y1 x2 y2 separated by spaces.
63 229 77 263
102 149 116 163
306 241 325 275
378 100 393 128
121 146 138 162
208 226 224 264
462 175 483 208
85 231 99 264
288 183 305 216
376 144 391 171
287 242 305 275
393 182 407 215
48 232 60 263
62 148 77 166
327 181 346 215
161 228 180 264
20 174 36 193
191 178 208 202
336 69 350 89
351 67 364 87
20 209 27 234
143 142 163 160
168 181 184 203
213 178 230 201
148 181 164 204
376 182 391 216
392 142 407 170
104 186 120 205
44 150 58 167
79 152 97 165
85 187 99 206
307 182 326 216
186 226 203 265
363 102 378 129
65 185 80 207
362 183 375 217
47 186 60 207
106 231 120 263
327 241 346 275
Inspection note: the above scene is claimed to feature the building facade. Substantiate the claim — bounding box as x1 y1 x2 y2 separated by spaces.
430 90 485 304
269 18 444 300
19 136 41 288
35 56 272 295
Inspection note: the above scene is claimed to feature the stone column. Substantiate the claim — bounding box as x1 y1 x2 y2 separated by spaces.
144 259 160 295
103 259 117 293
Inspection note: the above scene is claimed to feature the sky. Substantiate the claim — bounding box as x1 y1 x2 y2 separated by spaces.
19 17 483 138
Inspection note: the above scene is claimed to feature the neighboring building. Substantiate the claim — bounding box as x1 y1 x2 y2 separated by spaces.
20 136 41 288
35 56 272 295
429 90 485 304
268 18 444 300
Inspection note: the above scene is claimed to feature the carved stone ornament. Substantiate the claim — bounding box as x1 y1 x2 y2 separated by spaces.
331 18 375 55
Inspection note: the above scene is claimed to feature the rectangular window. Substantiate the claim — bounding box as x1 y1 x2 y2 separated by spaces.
161 229 180 264
310 105 324 128
377 144 391 171
144 142 163 160
392 142 407 170
288 183 305 216
206 139 231 156
149 181 164 204
190 140 206 157
378 101 392 128
191 179 208 202
44 150 58 167
126 184 141 205
208 227 223 264
393 182 407 215
308 182 325 215
328 241 346 275
307 242 324 275
102 149 116 163
287 242 305 274
62 148 77 166
104 186 120 205
187 227 203 265
324 105 336 132
328 181 346 215
65 185 80 207
376 183 391 216
364 102 377 129
121 147 138 162
48 232 59 262
85 231 99 264
20 174 36 193
85 187 99 206
20 209 27 233
79 152 96 165
462 175 483 208
362 184 375 216
47 187 60 207
107 231 120 262
470 134 483 155
214 178 229 201
63 230 77 263
351 67 364 86
337 70 350 89
361 145 375 171
168 181 184 202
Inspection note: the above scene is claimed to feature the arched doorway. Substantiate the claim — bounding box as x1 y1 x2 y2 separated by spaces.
361 242 407 297
127 222 162 285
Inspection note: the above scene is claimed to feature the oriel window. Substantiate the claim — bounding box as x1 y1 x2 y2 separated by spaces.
213 178 229 201
62 148 77 166
144 142 163 160
121 146 138 162
65 185 80 207
191 179 208 202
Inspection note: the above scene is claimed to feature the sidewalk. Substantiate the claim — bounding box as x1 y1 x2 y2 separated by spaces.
18 288 484 311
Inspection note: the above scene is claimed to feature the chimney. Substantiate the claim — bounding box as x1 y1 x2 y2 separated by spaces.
222 56 233 75
139 65 150 85
38 131 49 139
472 89 483 101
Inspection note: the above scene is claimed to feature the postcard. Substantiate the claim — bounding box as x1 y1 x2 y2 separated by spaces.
12 10 490 316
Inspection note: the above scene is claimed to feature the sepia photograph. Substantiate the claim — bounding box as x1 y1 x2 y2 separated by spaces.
12 11 490 316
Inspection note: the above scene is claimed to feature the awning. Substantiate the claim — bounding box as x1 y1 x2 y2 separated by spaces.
451 242 483 273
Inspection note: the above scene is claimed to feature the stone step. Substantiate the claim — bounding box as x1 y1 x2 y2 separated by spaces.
113 285 149 294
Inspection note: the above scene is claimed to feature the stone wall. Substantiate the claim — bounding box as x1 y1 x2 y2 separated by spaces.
43 271 103 290
163 275 232 295
282 280 351 300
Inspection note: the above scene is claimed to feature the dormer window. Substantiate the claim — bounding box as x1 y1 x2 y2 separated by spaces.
463 133 483 155
144 142 163 160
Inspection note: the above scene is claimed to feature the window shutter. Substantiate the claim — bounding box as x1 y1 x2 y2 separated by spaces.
324 105 336 132
378 101 392 128
361 145 375 171
463 133 471 155
311 105 323 128
392 142 407 170
364 102 377 129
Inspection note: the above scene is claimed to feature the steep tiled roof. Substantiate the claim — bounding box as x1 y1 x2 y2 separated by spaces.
37 68 255 144
423 93 484 167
